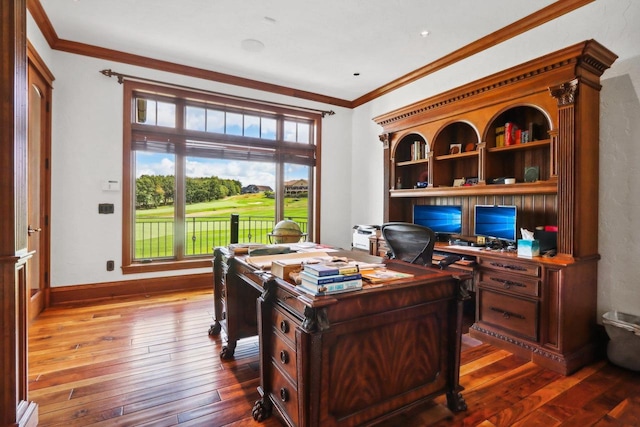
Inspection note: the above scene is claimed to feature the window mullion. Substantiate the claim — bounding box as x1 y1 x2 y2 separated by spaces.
174 100 186 259
275 117 285 221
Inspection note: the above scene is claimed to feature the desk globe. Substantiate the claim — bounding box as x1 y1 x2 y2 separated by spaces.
268 220 306 243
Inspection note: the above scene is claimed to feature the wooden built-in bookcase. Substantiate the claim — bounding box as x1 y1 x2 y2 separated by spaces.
373 40 617 374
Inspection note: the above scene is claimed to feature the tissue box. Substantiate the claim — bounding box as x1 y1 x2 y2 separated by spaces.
517 239 540 258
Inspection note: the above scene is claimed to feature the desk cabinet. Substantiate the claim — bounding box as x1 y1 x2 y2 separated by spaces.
469 251 598 375
476 257 542 343
245 259 468 427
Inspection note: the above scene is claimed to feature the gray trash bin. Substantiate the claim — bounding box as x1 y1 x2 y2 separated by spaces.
602 311 640 371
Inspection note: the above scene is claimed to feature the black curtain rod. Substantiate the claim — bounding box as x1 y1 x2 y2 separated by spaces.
100 69 335 118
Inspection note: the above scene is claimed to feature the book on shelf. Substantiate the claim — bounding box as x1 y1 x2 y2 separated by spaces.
495 126 505 147
303 262 360 277
412 140 425 161
504 122 519 146
527 122 541 141
298 278 363 296
299 270 362 285
360 268 414 284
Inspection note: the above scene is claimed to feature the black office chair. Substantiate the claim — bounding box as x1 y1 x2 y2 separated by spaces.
381 222 436 266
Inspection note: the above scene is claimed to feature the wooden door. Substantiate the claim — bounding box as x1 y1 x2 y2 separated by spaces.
27 58 52 321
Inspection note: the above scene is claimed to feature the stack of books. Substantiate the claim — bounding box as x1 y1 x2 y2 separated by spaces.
298 262 362 296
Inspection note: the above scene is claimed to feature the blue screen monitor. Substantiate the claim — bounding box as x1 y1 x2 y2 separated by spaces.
474 205 517 242
413 205 462 235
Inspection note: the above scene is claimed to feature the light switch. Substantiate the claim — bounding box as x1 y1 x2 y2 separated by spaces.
98 203 114 214
102 180 120 191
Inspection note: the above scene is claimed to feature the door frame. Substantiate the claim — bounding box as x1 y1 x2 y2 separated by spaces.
27 42 53 319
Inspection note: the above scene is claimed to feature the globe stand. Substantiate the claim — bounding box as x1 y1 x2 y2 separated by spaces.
268 219 307 244
267 232 307 244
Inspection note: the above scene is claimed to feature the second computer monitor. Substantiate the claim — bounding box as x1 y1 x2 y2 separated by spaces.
474 205 517 243
413 204 462 236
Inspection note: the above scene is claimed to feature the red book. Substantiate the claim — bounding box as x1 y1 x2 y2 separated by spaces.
505 122 514 146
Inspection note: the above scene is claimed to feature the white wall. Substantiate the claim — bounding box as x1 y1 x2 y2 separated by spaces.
28 0 640 316
598 55 640 318
351 0 640 316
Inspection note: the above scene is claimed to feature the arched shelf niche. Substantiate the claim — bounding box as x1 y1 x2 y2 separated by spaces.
431 121 480 188
483 105 553 183
392 132 429 189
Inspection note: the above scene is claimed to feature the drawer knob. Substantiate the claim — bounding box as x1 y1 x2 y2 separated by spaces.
489 262 527 272
280 387 289 402
490 306 525 320
492 277 525 289
280 350 289 364
280 320 289 333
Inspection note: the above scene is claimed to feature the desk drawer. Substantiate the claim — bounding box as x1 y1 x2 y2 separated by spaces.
478 289 538 341
268 362 299 426
269 330 297 384
272 306 298 348
478 271 540 298
478 258 540 277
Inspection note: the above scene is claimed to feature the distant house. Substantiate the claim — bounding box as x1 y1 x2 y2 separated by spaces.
284 179 308 197
241 184 273 194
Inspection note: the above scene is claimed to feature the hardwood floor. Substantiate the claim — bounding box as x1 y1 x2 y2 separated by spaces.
28 289 640 426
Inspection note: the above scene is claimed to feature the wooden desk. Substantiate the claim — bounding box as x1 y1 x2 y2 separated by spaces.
210 247 468 426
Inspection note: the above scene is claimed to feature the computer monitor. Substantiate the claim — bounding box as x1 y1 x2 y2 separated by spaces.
413 205 462 236
474 205 517 243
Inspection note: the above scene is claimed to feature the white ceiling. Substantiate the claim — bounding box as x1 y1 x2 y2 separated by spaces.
40 0 557 101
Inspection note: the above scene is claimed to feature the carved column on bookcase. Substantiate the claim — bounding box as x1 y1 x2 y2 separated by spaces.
477 141 487 185
549 79 578 257
548 129 559 181
379 133 391 222
427 151 435 187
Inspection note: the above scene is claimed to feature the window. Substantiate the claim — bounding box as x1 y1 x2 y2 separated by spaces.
122 81 320 273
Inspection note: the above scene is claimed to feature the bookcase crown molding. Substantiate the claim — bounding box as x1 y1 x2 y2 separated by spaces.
373 39 617 132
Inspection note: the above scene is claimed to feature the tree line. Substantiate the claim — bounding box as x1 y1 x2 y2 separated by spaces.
136 175 242 209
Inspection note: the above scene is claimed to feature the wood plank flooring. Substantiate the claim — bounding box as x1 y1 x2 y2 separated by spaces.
28 289 640 426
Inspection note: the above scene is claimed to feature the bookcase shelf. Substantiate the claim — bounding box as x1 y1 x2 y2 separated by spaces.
389 180 557 198
396 158 429 167
435 150 479 161
486 138 550 153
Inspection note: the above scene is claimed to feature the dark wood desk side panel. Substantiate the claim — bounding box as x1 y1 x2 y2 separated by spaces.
539 260 599 371
226 267 262 339
319 301 451 426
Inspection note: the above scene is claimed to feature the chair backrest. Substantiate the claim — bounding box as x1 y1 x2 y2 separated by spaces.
381 222 436 266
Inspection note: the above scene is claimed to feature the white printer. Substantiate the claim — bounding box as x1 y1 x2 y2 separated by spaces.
352 225 380 251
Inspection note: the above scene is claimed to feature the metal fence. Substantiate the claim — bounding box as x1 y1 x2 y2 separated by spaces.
135 215 308 259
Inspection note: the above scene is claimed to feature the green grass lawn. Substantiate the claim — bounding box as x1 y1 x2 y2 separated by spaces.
135 193 308 258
